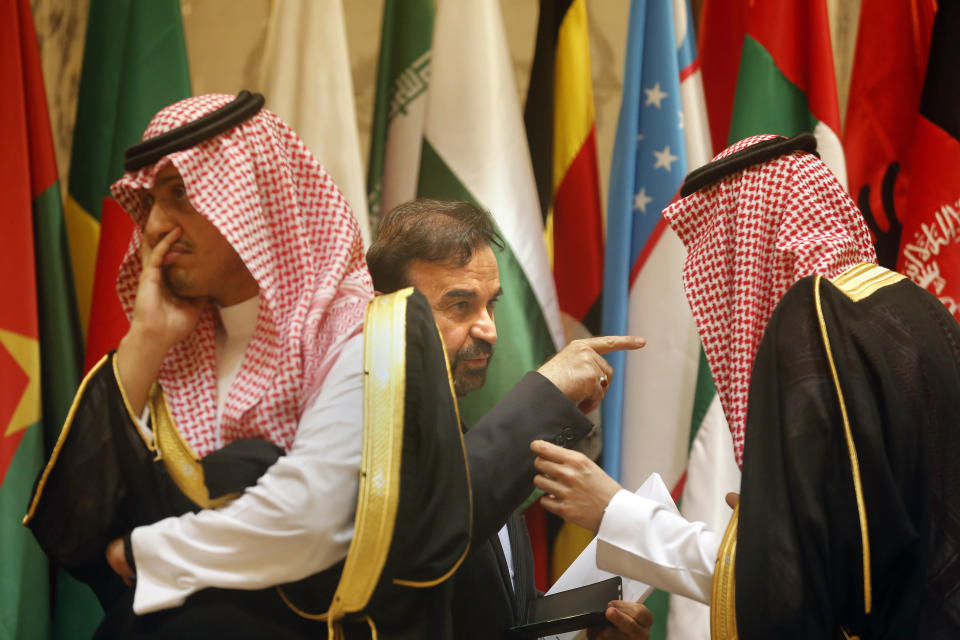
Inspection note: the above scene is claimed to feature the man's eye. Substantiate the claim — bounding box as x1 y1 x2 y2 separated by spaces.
452 301 469 313
171 185 187 199
141 194 155 210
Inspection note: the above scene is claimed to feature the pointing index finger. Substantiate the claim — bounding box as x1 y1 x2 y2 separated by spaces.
579 335 646 355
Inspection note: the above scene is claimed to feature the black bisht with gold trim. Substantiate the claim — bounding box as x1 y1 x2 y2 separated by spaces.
712 266 960 640
24 288 472 639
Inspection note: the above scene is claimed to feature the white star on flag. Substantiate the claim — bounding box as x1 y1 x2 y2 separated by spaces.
634 188 652 213
644 82 667 108
653 145 678 171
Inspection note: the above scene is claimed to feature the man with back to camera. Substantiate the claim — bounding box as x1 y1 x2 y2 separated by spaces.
366 198 653 639
530 133 960 639
24 91 449 639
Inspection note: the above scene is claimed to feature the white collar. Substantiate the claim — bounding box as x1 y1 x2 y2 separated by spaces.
218 293 260 341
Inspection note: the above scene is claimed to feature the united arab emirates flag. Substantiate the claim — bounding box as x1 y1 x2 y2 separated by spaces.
700 0 846 180
66 0 191 371
1 0 86 636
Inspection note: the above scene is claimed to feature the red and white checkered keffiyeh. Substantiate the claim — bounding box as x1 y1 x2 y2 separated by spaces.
111 93 373 457
663 134 876 468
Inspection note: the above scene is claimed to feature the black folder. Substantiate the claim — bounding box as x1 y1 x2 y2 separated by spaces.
507 576 623 638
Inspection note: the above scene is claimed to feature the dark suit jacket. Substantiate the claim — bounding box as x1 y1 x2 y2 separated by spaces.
452 371 593 639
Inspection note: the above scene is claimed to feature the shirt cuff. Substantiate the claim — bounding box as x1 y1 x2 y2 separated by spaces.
597 489 720 604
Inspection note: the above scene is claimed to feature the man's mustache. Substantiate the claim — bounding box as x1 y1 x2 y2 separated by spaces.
456 339 494 362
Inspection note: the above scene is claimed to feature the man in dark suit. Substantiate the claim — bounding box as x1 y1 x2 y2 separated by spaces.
367 198 653 639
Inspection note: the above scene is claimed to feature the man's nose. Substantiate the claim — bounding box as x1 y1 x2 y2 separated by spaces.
143 202 175 246
471 309 497 346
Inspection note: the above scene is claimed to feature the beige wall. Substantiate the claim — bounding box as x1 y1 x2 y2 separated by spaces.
31 0 861 211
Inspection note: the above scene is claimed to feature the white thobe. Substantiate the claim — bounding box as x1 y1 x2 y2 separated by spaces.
596 486 721 604
129 295 363 614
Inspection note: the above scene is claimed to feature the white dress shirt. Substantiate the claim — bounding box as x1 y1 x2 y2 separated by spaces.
129 296 363 614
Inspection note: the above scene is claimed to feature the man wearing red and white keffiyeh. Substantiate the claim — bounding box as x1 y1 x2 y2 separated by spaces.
36 94 373 634
531 134 877 603
111 93 373 616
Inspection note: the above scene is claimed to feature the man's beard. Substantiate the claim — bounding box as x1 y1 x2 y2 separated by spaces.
451 339 494 397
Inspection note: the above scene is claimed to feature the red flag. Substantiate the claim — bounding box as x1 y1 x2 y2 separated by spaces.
843 0 936 268
698 0 748 155
898 1 960 321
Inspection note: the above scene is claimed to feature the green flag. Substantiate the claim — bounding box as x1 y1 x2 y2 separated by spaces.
417 0 563 425
57 0 191 634
366 0 434 233
65 0 191 365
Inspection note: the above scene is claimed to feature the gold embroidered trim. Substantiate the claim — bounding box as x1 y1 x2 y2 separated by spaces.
151 388 236 509
112 353 156 452
23 355 110 524
274 585 329 621
294 287 412 627
830 262 904 302
815 275 872 614
393 320 472 588
710 504 739 640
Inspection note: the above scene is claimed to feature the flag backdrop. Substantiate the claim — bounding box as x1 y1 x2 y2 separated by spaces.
416 4 564 591
523 0 607 586
258 0 371 246
700 0 846 180
366 0 434 233
898 0 960 322
671 2 847 636
1 0 89 637
525 0 605 338
68 0 192 372
601 1 727 637
843 0 936 269
416 0 563 425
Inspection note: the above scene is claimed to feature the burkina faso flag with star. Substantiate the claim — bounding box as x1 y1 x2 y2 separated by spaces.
1 0 85 637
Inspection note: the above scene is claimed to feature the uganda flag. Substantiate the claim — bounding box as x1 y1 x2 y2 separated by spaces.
524 0 604 338
1 0 85 636
898 0 960 322
523 0 605 589
66 0 191 371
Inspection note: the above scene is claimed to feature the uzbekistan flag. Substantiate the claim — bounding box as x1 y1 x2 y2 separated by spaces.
602 1 734 638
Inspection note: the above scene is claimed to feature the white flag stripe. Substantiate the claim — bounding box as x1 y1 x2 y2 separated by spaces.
621 228 700 493
425 0 563 349
666 395 740 638
258 0 371 246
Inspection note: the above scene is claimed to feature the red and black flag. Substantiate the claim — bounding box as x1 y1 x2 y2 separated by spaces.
843 0 936 268
898 0 960 321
